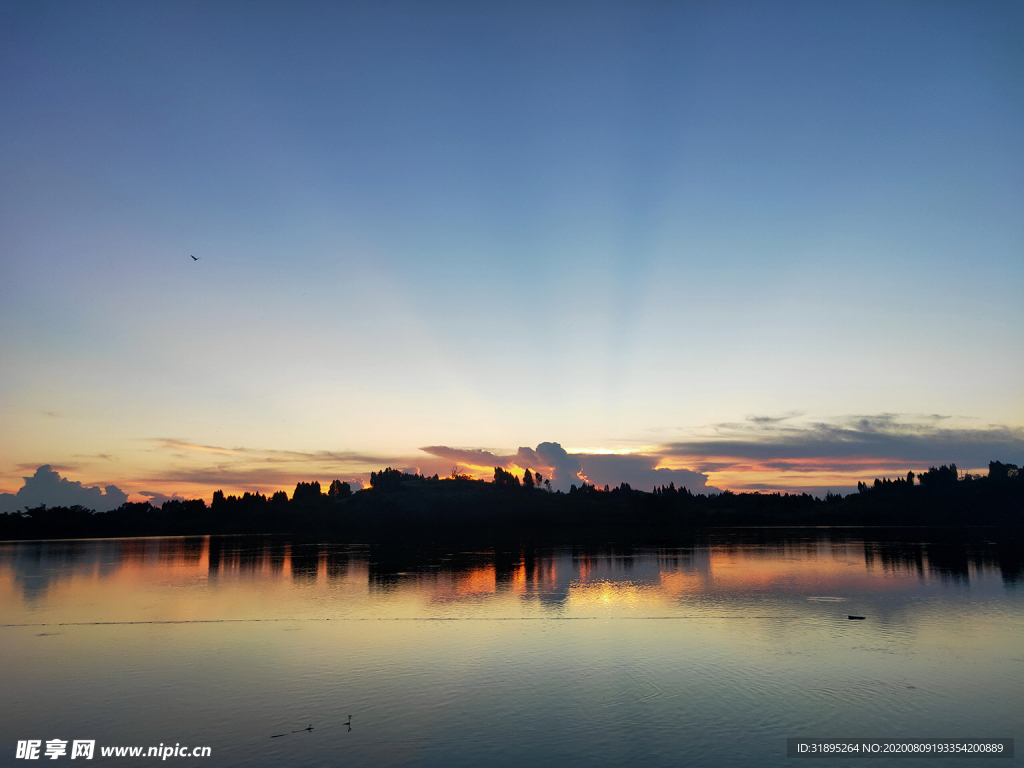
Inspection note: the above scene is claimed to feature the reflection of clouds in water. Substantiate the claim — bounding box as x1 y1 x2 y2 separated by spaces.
1 540 111 602
0 537 208 602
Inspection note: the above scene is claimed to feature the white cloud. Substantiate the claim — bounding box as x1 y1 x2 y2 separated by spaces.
0 465 128 513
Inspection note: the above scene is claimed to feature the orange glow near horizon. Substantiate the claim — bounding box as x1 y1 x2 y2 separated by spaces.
658 454 991 494
0 448 997 507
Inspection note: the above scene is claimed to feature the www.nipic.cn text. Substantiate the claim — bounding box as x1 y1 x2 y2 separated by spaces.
15 740 212 760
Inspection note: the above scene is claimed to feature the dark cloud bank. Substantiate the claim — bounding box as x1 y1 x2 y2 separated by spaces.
666 414 1024 467
0 465 128 513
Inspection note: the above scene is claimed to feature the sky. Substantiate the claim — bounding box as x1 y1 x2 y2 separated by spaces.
1 0 1022 507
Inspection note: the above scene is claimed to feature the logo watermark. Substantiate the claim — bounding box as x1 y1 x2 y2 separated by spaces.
16 740 211 760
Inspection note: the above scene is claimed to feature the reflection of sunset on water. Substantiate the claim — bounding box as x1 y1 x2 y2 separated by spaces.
2 533 1019 768
567 580 651 612
702 545 884 594
398 566 499 602
658 570 706 597
0 534 1018 627
458 566 496 595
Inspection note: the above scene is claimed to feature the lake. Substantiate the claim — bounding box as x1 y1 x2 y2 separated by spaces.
1 531 1021 766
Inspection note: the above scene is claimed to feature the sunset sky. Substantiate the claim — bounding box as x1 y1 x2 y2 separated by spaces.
1 0 1022 507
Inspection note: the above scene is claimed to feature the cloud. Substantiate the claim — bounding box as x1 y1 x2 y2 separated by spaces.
422 417 1023 497
139 465 364 492
524 442 581 489
140 439 408 495
419 446 507 468
419 443 586 490
15 462 77 473
577 453 719 493
421 442 716 493
745 412 802 425
61 416 1017 504
0 465 128 513
642 414 1024 494
517 443 584 491
663 415 1024 467
153 438 715 495
148 438 391 466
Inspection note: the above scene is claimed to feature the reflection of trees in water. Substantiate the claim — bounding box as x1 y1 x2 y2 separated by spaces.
863 539 1020 584
2 540 93 602
364 545 708 608
288 543 360 582
328 534 1024 590
696 528 1021 586
3 532 1021 605
208 536 280 576
205 538 368 583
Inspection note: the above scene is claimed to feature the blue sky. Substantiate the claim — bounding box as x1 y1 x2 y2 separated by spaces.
1 0 1021 502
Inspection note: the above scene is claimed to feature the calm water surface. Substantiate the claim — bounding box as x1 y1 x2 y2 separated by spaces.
1 532 1021 766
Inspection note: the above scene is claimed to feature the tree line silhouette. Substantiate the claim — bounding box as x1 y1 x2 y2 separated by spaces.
0 461 1019 541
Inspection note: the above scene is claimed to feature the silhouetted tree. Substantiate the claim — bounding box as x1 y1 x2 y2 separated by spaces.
370 467 404 491
4 454 1021 542
328 479 352 498
523 469 535 489
161 498 207 515
493 467 520 488
989 461 1019 481
919 464 959 487
293 481 323 503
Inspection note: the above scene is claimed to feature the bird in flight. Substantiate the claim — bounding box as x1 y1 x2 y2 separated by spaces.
191 254 199 261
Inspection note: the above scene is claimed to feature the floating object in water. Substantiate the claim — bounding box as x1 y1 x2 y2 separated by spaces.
848 615 866 620
271 724 314 738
